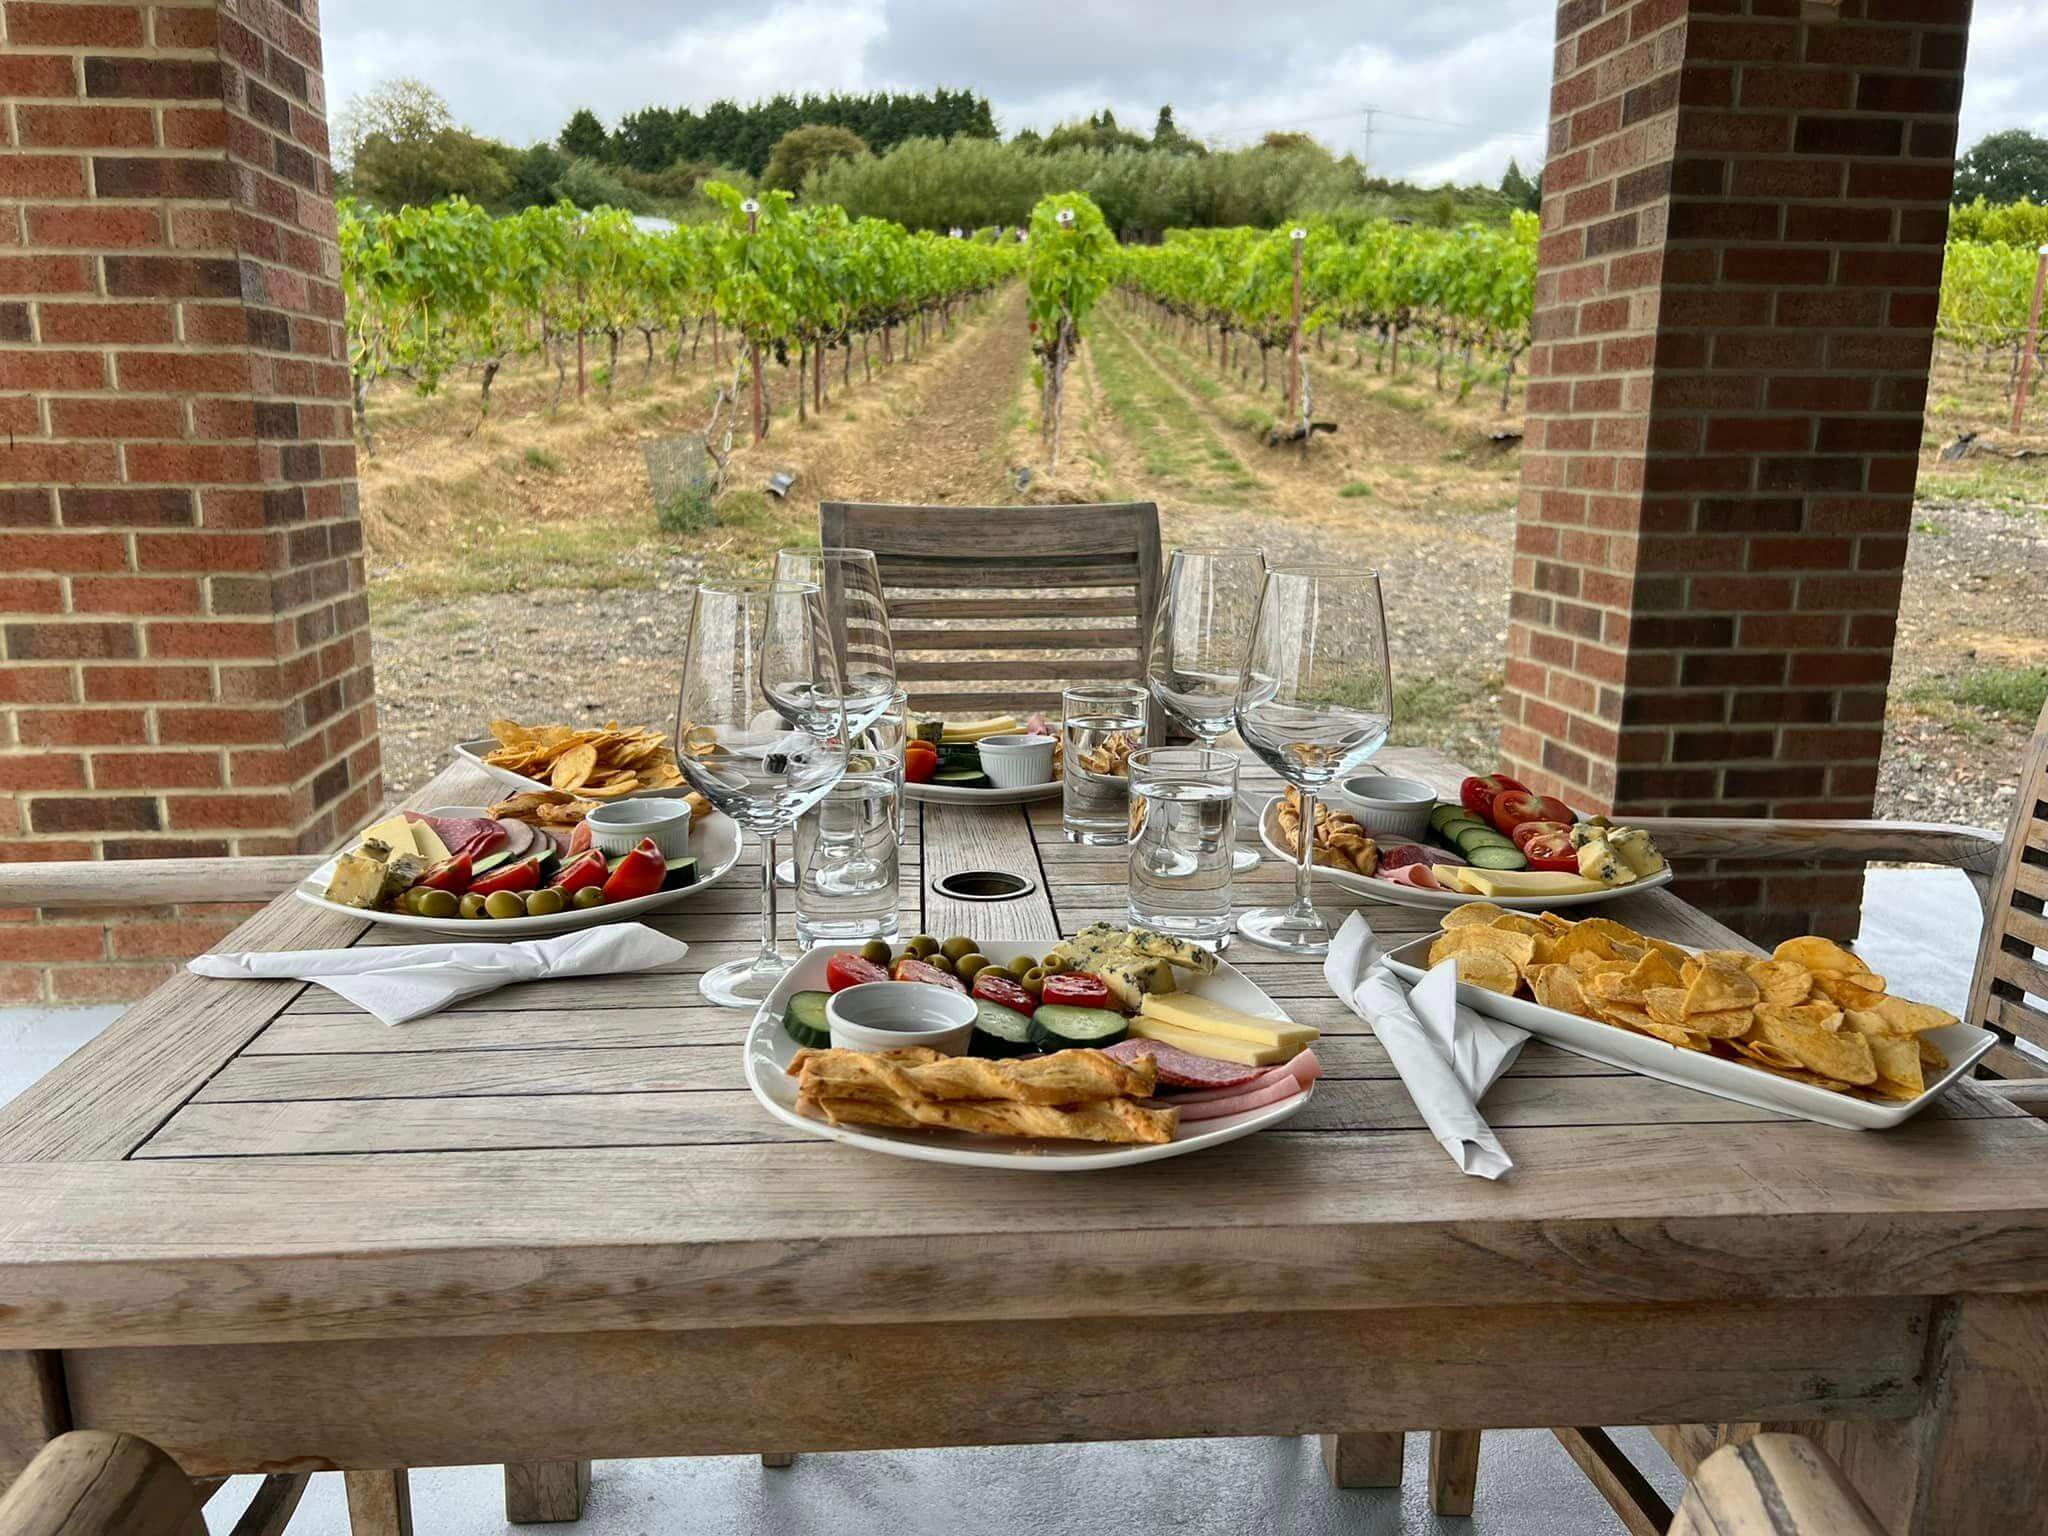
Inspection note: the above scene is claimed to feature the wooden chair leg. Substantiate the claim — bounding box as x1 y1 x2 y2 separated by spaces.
221 1474 311 1536
759 1452 796 1469
0 1431 205 1536
1428 1429 1481 1517
342 1470 413 1536
504 1460 590 1524
1318 1432 1403 1488
1552 1428 1671 1536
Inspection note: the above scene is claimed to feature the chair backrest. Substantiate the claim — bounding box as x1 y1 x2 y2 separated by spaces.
1967 691 2048 1078
818 501 1164 729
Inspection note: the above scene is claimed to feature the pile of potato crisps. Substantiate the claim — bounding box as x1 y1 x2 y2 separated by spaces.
483 719 685 798
1429 903 1957 1103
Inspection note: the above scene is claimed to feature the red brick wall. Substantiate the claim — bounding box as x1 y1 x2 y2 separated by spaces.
0 0 379 1001
1503 0 1969 942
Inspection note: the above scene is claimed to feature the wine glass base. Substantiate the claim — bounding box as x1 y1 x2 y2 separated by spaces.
699 953 794 1010
774 858 795 886
1231 846 1261 873
1235 905 1332 957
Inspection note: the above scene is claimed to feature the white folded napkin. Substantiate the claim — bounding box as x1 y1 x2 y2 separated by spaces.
1324 911 1526 1179
189 924 690 1026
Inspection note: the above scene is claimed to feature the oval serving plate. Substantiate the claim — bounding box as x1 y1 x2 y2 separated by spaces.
902 778 1064 807
744 940 1315 1171
294 804 742 938
1257 794 1674 913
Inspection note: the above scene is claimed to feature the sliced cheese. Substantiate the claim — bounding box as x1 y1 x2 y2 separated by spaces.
1126 1015 1294 1066
1458 868 1607 898
357 815 418 858
1138 993 1318 1051
407 817 452 864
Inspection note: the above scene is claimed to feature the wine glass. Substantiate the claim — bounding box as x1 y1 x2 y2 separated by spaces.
1146 546 1267 874
1232 565 1393 956
771 547 897 888
676 581 848 1007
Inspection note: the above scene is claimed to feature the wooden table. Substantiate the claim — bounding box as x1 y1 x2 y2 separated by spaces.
3 746 2046 1535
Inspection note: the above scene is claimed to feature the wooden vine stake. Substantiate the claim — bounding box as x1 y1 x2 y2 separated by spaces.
1289 227 1307 452
2011 242 2048 435
744 200 764 444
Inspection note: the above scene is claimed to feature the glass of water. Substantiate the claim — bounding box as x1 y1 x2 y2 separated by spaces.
1062 682 1149 845
794 762 901 947
1127 747 1237 947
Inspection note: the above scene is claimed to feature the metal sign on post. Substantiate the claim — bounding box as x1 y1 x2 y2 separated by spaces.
2012 242 2048 436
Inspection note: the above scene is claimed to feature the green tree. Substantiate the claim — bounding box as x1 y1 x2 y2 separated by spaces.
336 77 449 170
765 124 870 191
352 121 510 209
1498 158 1540 213
1954 129 2048 207
555 157 649 213
510 143 567 208
558 108 610 161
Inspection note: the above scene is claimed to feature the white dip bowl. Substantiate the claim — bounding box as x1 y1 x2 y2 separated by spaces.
826 980 977 1056
585 798 693 861
976 733 1057 788
1338 774 1438 840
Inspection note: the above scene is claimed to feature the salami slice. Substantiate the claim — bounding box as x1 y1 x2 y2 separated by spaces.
406 812 509 858
1103 1037 1264 1089
1379 841 1466 868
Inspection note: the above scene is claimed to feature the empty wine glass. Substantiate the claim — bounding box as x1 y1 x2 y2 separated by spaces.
676 581 847 1007
1147 546 1267 874
1233 565 1393 956
771 547 897 739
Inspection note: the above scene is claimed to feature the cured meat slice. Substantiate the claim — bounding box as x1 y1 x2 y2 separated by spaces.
406 812 509 858
1379 841 1466 869
1102 1037 1263 1089
1173 1073 1309 1122
1161 1048 1322 1104
1377 863 1443 889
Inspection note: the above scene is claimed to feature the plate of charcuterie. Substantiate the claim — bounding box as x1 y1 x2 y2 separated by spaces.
294 801 740 937
744 924 1320 1170
900 708 1076 805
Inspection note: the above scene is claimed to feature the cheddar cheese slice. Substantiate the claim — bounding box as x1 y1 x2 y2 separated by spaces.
1137 993 1318 1052
357 815 419 859
1126 1016 1295 1066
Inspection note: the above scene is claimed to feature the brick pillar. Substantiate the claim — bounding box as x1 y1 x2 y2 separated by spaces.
0 0 379 1001
1502 0 1969 943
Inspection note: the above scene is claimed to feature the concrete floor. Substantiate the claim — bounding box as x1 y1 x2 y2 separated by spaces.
0 869 1985 1535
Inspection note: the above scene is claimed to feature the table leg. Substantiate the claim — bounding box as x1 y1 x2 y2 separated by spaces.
504 1459 590 1523
343 1469 413 1536
0 1352 67 1488
1428 1429 1481 1516
1318 1432 1402 1488
759 1452 796 1468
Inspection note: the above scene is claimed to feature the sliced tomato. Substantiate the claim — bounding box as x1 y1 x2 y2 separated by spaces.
1492 789 1575 835
1041 972 1114 1011
971 969 1035 1016
1522 830 1581 873
417 850 472 893
601 838 667 903
1459 773 1526 820
467 855 542 897
891 956 966 992
825 952 889 992
904 742 939 784
1510 819 1570 852
547 849 608 895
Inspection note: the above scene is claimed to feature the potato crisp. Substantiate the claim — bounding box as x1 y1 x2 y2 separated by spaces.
1431 903 1961 1104
483 719 687 799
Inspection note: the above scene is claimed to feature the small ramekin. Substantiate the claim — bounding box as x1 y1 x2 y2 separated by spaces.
976 733 1056 789
585 798 693 861
1338 774 1438 840
826 979 977 1055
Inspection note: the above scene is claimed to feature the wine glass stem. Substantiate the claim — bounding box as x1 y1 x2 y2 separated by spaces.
759 832 783 963
1292 788 1318 920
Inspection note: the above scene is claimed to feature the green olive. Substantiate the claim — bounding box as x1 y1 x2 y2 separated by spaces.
571 886 605 909
525 887 566 917
954 953 990 981
1005 958 1036 981
484 890 527 919
940 935 977 961
398 888 429 914
414 888 458 920
859 938 894 966
924 953 956 976
906 934 940 958
459 893 489 920
1020 966 1047 1000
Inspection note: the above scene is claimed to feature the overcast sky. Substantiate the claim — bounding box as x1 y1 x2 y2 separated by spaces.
324 1 2047 186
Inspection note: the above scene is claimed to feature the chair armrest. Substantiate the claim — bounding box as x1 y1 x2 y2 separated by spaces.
0 856 323 908
1670 1435 1883 1536
1983 1078 2048 1120
0 1432 204 1536
1621 816 2001 871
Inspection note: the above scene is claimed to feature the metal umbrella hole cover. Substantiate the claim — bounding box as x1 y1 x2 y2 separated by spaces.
931 870 1037 902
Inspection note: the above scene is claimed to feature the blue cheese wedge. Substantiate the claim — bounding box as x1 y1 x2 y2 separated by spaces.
1577 838 1634 886
1606 827 1666 877
323 847 391 909
1118 926 1219 975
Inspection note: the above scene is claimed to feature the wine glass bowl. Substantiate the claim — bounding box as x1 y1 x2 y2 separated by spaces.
771 547 897 739
1232 564 1393 956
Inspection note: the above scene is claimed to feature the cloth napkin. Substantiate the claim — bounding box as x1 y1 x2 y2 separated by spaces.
1324 911 1527 1179
189 924 690 1026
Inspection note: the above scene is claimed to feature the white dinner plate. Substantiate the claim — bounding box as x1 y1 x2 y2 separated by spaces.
1257 795 1676 912
903 779 1064 806
1383 933 1995 1131
295 804 742 937
455 738 688 802
744 941 1315 1170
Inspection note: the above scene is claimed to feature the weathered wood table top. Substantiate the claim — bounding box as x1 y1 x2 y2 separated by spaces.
2 745 2045 1532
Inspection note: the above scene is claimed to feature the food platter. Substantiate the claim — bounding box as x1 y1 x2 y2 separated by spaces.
455 738 686 802
295 804 742 937
744 940 1316 1171
902 779 1064 807
1258 795 1674 911
1383 929 1995 1131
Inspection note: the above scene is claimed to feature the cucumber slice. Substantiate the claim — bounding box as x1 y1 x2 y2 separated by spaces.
1428 802 1468 832
1028 1004 1129 1050
469 848 513 877
1467 844 1529 871
662 856 698 890
1455 827 1516 851
782 991 832 1049
932 767 991 789
969 999 1035 1057
1437 816 1487 841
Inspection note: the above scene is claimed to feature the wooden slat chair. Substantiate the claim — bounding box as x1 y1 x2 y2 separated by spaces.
1409 693 2048 1528
818 500 1166 737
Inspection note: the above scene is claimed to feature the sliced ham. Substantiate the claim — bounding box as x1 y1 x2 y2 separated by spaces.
1102 1038 1263 1089
1377 862 1443 889
1172 1072 1310 1123
1160 1048 1322 1105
